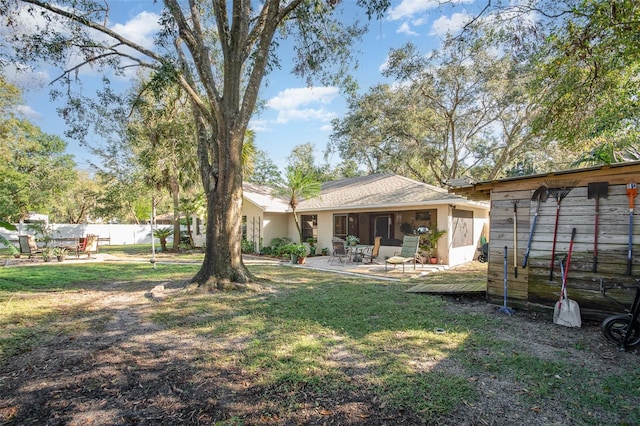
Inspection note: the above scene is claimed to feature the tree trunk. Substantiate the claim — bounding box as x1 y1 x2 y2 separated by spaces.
189 130 253 291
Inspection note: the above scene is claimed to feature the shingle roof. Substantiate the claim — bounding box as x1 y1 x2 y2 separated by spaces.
243 174 487 213
243 182 289 212
296 173 478 211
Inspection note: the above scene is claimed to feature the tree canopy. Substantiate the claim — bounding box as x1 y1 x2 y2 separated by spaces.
0 75 77 221
1 0 390 289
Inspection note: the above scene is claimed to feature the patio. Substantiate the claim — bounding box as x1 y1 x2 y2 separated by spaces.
291 254 448 281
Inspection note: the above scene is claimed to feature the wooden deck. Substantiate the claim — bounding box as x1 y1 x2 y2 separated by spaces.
406 281 487 294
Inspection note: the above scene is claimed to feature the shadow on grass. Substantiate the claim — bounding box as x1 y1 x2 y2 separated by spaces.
1 264 639 425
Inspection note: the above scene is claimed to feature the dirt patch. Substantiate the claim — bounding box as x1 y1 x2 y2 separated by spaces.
0 282 637 425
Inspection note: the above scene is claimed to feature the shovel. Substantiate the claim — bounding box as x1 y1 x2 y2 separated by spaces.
588 182 609 272
553 228 581 328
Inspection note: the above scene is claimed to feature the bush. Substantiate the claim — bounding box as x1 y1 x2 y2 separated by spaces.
283 243 307 258
241 238 255 254
270 237 293 257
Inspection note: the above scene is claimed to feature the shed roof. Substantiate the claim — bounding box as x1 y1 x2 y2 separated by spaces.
449 161 640 201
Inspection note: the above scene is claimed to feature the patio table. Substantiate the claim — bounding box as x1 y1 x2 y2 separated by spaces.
348 244 372 263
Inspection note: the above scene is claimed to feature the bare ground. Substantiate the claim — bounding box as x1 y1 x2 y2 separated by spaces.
0 279 638 425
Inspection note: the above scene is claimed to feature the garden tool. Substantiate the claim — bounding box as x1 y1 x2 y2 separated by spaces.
523 186 548 268
588 182 609 272
546 181 576 281
513 200 518 278
627 182 637 275
498 246 515 316
553 228 581 328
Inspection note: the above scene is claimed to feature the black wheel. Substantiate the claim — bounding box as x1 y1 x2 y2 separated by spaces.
601 314 640 348
477 254 487 263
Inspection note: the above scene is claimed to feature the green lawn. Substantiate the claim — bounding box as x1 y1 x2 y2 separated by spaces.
1 259 638 424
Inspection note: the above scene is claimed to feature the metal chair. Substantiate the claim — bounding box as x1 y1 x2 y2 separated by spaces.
328 238 349 264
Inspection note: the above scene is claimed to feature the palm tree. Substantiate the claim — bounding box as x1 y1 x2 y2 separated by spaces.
153 227 174 252
275 168 321 243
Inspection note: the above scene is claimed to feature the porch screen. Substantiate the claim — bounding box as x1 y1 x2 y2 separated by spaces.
452 209 473 248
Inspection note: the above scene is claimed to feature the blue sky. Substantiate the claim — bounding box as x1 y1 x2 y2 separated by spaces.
5 0 481 172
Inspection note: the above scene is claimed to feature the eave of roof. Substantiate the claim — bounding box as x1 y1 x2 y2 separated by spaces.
449 160 640 201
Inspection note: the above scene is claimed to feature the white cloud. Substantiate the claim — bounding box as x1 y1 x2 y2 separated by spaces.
388 0 440 20
16 105 42 120
267 87 338 109
388 0 475 20
396 22 418 36
3 63 49 91
266 87 339 124
431 12 472 37
249 119 271 132
274 108 336 124
109 11 161 50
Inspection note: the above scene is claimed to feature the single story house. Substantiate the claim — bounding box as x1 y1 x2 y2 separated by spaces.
192 173 489 267
451 161 640 320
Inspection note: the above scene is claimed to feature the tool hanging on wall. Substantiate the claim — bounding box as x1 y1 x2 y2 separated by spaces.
498 246 515 316
627 182 637 275
546 181 577 281
587 182 609 273
513 200 518 278
523 186 548 268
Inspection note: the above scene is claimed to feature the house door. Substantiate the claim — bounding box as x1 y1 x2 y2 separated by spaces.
373 215 392 239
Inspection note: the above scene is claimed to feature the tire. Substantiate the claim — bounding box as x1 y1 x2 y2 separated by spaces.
477 254 487 263
601 314 640 348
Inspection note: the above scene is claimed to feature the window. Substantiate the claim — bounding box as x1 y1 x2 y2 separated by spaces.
452 209 473 248
333 214 347 239
301 214 317 241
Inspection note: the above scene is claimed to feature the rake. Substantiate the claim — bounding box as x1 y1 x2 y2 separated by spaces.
545 180 578 281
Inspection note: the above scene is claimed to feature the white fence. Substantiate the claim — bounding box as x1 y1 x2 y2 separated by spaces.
0 223 181 247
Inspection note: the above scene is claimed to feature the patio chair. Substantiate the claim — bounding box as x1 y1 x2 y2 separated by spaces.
385 235 420 272
78 234 99 258
18 235 42 258
361 236 382 264
329 238 349 264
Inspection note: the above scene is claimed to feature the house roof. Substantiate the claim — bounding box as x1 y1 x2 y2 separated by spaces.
243 182 289 212
294 173 487 212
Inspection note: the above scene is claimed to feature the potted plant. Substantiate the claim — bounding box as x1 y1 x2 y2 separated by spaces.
427 228 447 264
41 247 55 262
345 235 359 246
283 243 301 264
306 237 317 256
292 243 308 264
53 247 67 262
0 235 20 258
321 247 328 256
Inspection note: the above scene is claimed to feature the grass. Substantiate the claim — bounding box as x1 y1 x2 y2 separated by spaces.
1 256 639 423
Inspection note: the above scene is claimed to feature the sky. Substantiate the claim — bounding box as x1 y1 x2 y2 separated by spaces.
5 0 483 172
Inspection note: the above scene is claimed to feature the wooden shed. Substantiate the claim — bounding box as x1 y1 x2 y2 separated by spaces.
452 161 640 320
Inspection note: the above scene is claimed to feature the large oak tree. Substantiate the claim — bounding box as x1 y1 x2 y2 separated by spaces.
1 0 389 290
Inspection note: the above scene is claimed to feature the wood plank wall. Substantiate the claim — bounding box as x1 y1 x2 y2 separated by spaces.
487 168 640 320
